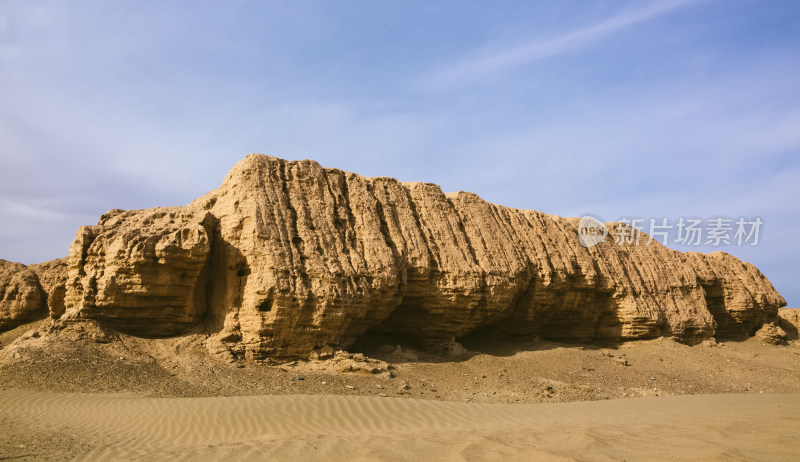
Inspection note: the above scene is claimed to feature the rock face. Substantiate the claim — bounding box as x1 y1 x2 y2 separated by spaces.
0 258 69 330
684 252 786 339
0 260 45 330
29 258 69 319
63 208 214 336
777 308 800 341
2 155 788 359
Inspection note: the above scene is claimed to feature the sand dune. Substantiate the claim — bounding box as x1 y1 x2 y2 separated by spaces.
2 391 798 461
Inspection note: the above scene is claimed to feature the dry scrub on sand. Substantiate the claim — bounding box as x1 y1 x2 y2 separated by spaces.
1 319 800 460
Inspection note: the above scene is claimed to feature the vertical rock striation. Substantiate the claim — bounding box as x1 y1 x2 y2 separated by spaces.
0 259 46 330
29 258 69 319
186 155 784 358
62 208 214 335
2 154 787 360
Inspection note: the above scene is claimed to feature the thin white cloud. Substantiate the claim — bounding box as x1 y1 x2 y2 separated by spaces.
426 0 703 86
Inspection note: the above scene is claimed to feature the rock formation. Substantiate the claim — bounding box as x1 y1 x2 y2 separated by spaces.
0 260 45 330
777 308 800 341
0 258 68 330
63 208 214 336
0 155 789 360
29 258 69 319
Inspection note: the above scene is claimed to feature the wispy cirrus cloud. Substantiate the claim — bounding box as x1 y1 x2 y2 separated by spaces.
425 0 704 87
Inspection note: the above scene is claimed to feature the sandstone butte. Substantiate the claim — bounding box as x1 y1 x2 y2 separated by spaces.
1 155 797 359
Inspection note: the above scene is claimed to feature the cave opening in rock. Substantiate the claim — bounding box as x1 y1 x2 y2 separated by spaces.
348 301 430 355
348 328 421 355
455 324 516 352
235 264 250 278
257 297 273 312
702 281 745 340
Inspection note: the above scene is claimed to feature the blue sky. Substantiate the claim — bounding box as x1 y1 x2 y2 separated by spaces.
1 0 798 305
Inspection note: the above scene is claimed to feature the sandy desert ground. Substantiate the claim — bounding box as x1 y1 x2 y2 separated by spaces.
1 391 799 461
2 319 800 460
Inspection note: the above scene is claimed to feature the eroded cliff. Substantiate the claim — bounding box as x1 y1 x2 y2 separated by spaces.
0 155 787 359
0 257 68 329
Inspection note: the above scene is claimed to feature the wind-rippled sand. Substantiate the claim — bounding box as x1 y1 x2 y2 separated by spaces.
2 391 798 461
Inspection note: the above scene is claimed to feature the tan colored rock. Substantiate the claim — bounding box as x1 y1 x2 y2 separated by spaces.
193 159 404 359
57 154 786 359
29 257 69 318
63 208 214 336
777 308 800 341
755 322 789 345
0 259 45 330
684 252 784 339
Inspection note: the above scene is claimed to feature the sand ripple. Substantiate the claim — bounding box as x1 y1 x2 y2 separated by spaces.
2 391 798 461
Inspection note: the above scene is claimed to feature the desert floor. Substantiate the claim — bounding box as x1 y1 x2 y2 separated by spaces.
1 319 799 460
